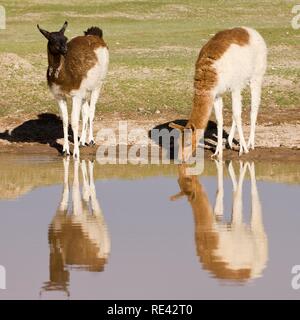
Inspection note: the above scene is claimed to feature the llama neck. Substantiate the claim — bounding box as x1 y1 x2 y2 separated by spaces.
190 180 215 231
47 45 65 78
187 90 214 130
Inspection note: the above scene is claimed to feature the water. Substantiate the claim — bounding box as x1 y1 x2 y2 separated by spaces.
0 154 299 299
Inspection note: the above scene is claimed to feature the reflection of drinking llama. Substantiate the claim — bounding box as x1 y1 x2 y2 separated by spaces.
171 161 268 282
41 159 110 295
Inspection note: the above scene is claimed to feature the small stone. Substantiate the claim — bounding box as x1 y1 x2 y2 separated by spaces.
155 110 161 114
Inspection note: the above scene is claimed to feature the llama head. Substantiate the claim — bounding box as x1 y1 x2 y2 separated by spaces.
37 21 68 55
169 122 197 162
170 164 197 202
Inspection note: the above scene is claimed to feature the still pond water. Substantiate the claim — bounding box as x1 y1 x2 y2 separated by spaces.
0 154 299 299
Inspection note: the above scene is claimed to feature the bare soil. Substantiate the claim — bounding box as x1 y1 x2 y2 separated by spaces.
0 111 299 162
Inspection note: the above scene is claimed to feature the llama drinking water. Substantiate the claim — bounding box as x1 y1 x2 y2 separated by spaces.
171 161 268 282
170 27 267 159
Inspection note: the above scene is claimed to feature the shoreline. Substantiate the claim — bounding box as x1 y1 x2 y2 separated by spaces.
0 117 299 162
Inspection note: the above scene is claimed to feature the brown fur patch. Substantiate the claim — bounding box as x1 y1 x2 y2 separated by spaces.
175 165 251 282
198 27 249 62
49 215 107 272
187 28 250 131
188 91 214 130
47 35 107 94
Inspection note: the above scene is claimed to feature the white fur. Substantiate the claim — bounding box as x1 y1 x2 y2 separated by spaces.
58 99 69 155
213 161 268 279
212 27 267 158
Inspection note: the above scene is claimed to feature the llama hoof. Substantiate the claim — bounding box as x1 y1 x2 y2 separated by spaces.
247 142 255 150
226 142 232 149
211 153 223 160
239 148 249 156
88 140 96 146
73 147 80 159
211 145 223 159
79 142 87 148
62 150 70 157
226 141 239 151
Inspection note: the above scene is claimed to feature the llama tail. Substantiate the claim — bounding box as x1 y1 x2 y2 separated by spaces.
84 27 103 38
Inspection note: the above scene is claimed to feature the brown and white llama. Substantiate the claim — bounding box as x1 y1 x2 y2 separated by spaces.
171 161 268 282
37 22 109 158
41 158 110 295
170 27 267 159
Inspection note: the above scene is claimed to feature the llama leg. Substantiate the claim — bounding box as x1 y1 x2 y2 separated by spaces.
71 96 82 159
88 160 102 215
214 160 224 218
58 158 70 212
248 162 264 232
248 161 268 273
248 79 262 150
231 90 248 155
228 119 236 149
81 160 90 203
212 96 223 158
58 99 70 156
79 100 89 147
88 86 101 146
231 161 247 226
227 161 237 192
72 159 82 216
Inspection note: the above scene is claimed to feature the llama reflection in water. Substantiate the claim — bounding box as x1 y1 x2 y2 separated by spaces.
171 161 268 283
41 159 110 295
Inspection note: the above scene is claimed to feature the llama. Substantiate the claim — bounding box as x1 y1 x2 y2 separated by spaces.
41 158 110 295
171 161 268 282
170 27 267 159
37 22 109 158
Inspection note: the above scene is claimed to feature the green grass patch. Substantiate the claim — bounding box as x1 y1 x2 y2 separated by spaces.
0 0 299 118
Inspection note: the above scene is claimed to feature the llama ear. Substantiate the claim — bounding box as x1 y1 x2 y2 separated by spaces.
169 122 185 131
59 21 68 34
37 25 51 40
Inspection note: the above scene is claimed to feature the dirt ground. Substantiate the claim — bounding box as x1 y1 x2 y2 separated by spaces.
0 110 299 162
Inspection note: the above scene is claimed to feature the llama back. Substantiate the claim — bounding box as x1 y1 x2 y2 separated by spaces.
63 32 109 94
212 27 267 94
